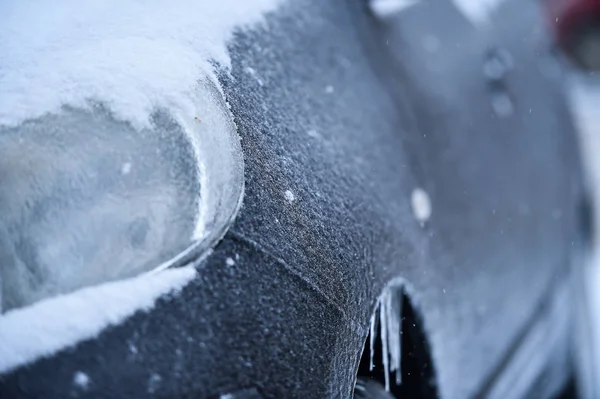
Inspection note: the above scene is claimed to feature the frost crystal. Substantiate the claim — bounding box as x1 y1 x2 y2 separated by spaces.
284 190 295 203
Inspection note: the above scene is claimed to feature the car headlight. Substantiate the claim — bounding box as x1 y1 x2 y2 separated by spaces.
0 78 244 312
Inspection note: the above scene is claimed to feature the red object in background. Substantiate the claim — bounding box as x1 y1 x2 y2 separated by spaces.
544 0 600 69
548 0 600 40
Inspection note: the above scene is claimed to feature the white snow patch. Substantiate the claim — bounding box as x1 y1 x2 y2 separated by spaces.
0 266 196 374
451 0 507 26
225 257 235 266
369 0 420 18
284 190 295 203
0 0 284 129
411 187 432 224
73 371 90 389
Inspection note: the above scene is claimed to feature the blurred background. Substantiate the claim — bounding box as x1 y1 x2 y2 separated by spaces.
437 1 600 397
542 0 600 397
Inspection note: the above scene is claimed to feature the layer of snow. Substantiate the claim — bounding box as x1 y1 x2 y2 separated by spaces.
0 0 279 244
0 0 284 129
0 266 196 374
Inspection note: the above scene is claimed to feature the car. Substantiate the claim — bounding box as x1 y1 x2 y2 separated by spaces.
0 0 587 398
544 0 600 70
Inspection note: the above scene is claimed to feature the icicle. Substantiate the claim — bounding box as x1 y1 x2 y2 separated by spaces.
388 289 403 386
371 285 404 392
369 301 378 372
380 292 390 392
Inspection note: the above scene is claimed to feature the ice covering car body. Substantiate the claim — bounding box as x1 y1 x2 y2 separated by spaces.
0 0 586 398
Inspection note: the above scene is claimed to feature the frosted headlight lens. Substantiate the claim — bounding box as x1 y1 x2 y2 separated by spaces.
0 79 243 312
